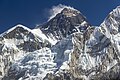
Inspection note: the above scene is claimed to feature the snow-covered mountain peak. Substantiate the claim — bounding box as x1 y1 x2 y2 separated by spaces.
98 6 120 39
15 24 32 31
7 24 31 33
0 24 31 37
1 5 120 80
40 6 90 41
109 6 120 16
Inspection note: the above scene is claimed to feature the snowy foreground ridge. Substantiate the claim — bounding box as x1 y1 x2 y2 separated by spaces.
1 5 120 80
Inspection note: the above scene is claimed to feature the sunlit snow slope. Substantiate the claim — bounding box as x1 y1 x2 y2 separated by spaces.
1 5 120 80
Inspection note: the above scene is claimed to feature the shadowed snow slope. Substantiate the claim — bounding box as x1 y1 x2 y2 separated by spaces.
1 5 120 80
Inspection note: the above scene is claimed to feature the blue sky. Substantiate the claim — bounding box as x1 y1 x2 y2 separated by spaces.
0 0 120 33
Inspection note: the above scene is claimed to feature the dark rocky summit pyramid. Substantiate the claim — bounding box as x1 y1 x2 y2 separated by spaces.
0 6 120 80
40 7 91 40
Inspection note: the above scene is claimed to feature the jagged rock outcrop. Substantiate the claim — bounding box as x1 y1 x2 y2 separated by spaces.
40 7 91 40
43 6 120 80
0 25 52 79
1 5 120 80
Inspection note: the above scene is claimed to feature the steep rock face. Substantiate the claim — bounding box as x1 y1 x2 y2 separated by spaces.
0 25 51 79
43 6 120 80
91 6 120 79
68 6 120 80
43 27 95 80
40 8 90 41
1 5 120 80
3 20 92 80
0 25 51 52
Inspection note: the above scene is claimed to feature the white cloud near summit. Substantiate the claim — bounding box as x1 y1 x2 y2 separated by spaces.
48 4 75 21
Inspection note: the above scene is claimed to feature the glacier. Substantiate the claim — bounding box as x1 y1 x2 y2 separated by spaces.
0 5 120 80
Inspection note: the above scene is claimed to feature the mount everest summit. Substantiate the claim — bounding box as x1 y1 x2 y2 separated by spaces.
0 5 120 80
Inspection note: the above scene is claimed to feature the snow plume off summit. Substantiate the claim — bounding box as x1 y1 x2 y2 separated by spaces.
0 5 120 80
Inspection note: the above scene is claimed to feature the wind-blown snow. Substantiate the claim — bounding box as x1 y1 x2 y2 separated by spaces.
48 4 78 21
1 5 120 80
